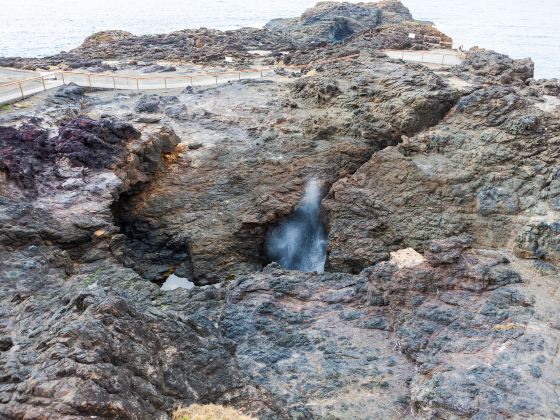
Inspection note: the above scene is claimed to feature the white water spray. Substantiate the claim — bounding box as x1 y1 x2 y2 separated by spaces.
266 179 327 272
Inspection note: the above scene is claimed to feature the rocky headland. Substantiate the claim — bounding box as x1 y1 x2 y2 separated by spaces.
0 1 559 419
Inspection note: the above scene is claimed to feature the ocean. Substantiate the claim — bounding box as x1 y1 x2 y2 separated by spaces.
0 0 558 79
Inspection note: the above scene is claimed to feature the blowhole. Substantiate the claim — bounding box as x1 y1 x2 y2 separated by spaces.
265 179 328 273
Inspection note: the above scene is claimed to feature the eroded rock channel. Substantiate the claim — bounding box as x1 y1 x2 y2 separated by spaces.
0 1 559 419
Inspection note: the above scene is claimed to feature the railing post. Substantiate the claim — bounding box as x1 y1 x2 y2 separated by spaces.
401 51 404 60
61 73 65 85
112 76 116 90
41 76 46 91
190 76 193 87
421 53 424 62
136 78 139 90
164 78 167 89
215 75 218 85
18 82 24 99
238 72 241 80
260 69 263 77
442 54 445 65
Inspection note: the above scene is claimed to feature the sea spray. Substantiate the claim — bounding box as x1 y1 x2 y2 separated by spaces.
266 179 327 272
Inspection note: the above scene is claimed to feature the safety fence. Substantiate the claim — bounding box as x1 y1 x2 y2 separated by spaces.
382 49 464 66
286 53 361 69
0 53 365 106
0 67 281 105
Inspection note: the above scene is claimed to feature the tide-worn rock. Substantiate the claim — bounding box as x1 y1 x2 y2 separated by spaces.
135 95 162 113
56 118 141 168
266 0 412 44
514 222 560 262
0 1 440 71
455 47 534 85
349 20 453 50
0 239 284 419
216 238 559 418
0 117 140 191
325 78 560 272
0 124 50 189
4 220 557 419
0 27 296 70
48 82 86 104
362 240 558 419
0 117 178 255
0 273 238 419
0 3 558 419
0 116 275 417
112 55 460 284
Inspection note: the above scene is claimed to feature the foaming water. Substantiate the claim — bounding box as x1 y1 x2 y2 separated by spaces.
266 179 327 273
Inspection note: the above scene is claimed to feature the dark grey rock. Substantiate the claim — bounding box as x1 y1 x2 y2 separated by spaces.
135 95 161 113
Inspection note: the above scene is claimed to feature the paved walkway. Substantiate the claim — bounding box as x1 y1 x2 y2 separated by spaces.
382 49 464 66
0 67 38 83
0 50 463 106
0 67 280 106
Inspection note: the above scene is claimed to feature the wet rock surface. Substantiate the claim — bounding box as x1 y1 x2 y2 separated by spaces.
0 2 559 420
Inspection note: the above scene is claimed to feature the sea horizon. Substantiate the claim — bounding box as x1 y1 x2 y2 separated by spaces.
0 0 559 79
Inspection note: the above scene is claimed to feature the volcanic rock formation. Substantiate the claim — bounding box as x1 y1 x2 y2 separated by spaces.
0 1 444 71
0 2 559 419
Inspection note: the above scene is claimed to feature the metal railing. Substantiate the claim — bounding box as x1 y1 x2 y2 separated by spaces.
0 53 363 106
382 49 464 66
0 67 278 105
285 53 361 69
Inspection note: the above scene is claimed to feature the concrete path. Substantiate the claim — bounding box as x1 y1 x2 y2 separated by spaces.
0 67 278 106
0 67 38 83
0 74 64 105
382 49 464 66
0 50 464 106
